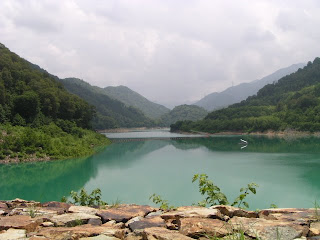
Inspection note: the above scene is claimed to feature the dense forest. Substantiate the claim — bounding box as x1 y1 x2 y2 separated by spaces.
0 43 109 161
171 58 320 133
59 78 157 129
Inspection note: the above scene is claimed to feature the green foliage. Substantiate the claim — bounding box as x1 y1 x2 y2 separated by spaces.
59 78 157 129
149 194 175 211
62 188 107 206
192 174 258 209
171 58 320 133
270 203 278 209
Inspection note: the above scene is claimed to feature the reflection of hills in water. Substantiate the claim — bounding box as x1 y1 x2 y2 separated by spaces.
171 136 320 153
0 140 169 202
0 157 96 202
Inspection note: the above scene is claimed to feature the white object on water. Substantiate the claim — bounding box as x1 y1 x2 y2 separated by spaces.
240 139 248 144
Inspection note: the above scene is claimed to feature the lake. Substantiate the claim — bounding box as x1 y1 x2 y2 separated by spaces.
1 129 320 210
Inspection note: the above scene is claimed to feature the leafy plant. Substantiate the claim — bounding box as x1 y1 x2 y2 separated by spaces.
149 194 175 211
61 188 107 206
27 206 37 218
313 200 320 220
270 203 278 209
110 198 121 208
192 173 259 209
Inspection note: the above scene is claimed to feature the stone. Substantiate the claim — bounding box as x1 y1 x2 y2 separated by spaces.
309 221 320 237
0 211 5 216
258 208 317 224
125 232 144 240
0 228 27 240
0 202 8 210
128 216 166 231
161 207 224 220
80 235 121 240
88 218 102 226
41 201 70 214
6 199 40 209
0 215 41 232
36 225 127 239
229 216 307 240
69 205 99 215
211 205 258 218
97 204 155 223
178 217 229 238
146 211 162 217
40 222 54 227
143 227 193 240
50 212 100 226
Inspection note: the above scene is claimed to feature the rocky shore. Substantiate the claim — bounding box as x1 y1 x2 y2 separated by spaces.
0 199 319 240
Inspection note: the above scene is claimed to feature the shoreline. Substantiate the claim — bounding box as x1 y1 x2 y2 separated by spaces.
0 198 319 239
98 127 170 133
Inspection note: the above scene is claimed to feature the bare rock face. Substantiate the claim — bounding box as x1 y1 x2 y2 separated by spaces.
310 222 320 237
0 215 41 232
229 216 307 240
50 212 101 227
97 205 155 223
6 198 40 209
143 227 193 240
178 217 229 238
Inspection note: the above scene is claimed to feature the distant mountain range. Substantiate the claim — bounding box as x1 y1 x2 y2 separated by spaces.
194 63 306 111
103 86 170 119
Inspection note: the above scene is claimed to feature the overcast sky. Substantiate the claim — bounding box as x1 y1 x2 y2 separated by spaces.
1 0 320 108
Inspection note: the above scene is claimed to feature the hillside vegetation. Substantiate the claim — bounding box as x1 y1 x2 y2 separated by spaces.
160 104 207 126
103 85 170 119
172 58 320 133
0 43 110 162
194 63 305 111
59 78 156 129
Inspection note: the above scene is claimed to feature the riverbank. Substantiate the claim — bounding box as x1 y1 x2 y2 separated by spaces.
0 198 319 239
98 127 170 133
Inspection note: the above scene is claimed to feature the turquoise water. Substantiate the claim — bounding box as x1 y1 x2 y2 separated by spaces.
1 130 320 210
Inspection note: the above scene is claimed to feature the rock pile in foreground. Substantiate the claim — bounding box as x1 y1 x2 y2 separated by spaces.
0 199 319 240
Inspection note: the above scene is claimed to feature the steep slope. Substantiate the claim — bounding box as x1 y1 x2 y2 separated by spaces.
194 63 305 111
60 78 156 129
103 85 170 119
160 104 207 126
172 58 320 133
0 43 109 161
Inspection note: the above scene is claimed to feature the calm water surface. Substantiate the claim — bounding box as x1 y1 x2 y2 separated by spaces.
1 130 320 210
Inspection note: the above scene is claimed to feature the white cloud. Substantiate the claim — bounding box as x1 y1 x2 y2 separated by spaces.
1 0 320 107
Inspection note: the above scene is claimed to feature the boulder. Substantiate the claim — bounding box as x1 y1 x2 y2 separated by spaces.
211 205 258 218
97 205 155 223
309 221 320 237
178 217 228 238
6 199 40 209
0 228 26 240
68 205 99 215
143 227 193 240
161 207 224 221
0 215 41 232
128 216 166 231
229 216 308 240
259 208 317 224
50 212 100 226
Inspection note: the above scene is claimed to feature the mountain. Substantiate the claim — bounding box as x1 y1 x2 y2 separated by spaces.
171 58 320 133
103 86 170 119
194 63 306 111
160 104 207 126
59 78 156 129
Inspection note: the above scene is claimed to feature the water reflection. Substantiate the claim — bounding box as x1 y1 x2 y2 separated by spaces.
0 134 319 209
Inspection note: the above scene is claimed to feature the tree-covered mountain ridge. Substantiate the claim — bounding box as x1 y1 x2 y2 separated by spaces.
0 43 109 162
171 57 320 133
194 63 306 111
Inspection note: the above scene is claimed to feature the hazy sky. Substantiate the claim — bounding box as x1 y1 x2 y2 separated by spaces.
1 0 320 108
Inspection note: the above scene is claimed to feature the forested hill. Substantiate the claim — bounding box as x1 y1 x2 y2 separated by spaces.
0 43 92 128
59 78 156 129
171 58 320 133
160 105 207 126
0 43 109 162
194 63 305 111
103 86 170 119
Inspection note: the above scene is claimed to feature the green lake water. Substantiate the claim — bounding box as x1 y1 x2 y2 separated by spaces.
1 130 320 210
